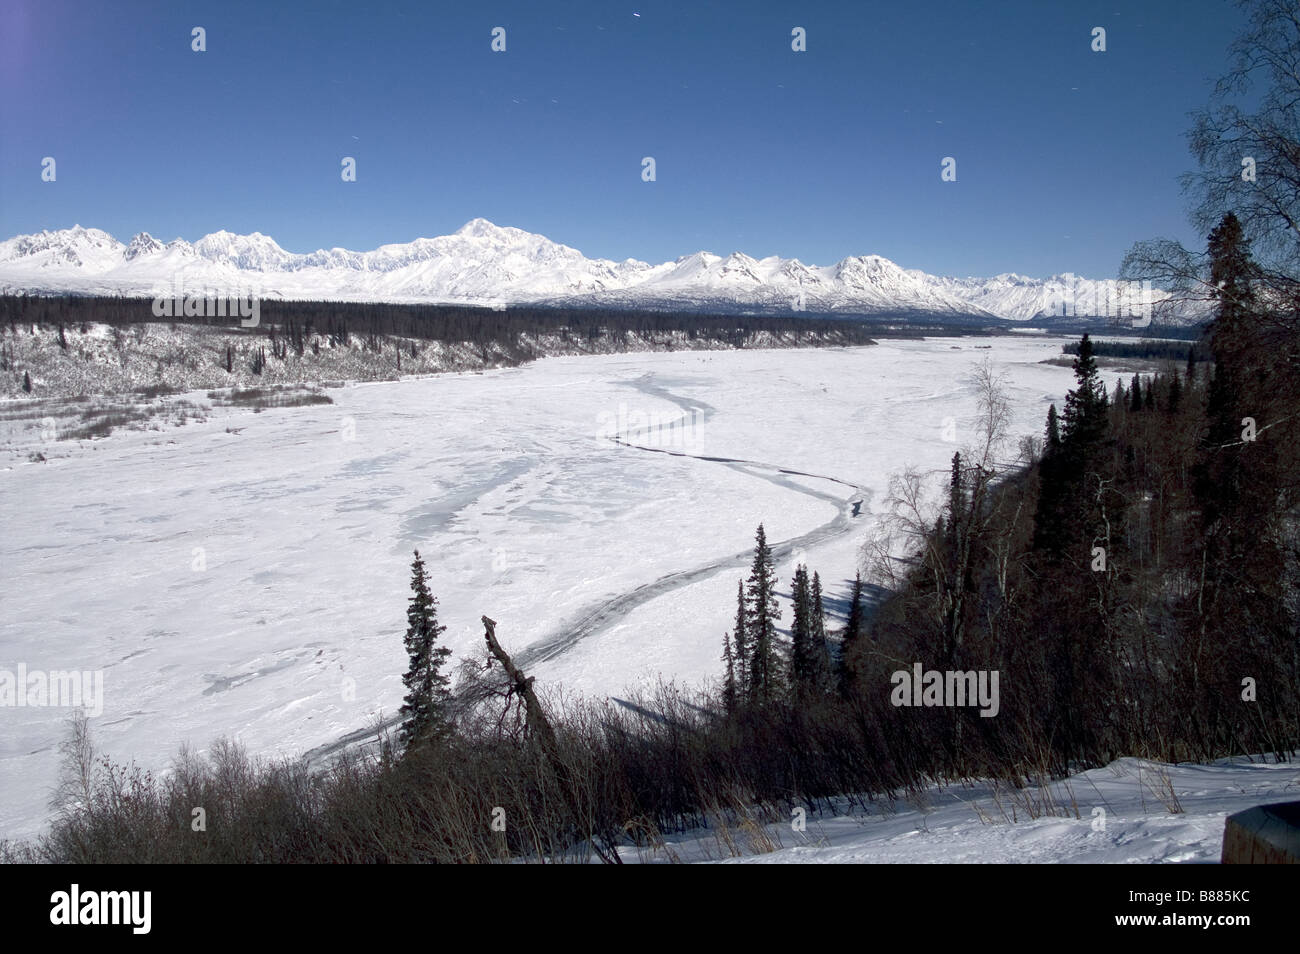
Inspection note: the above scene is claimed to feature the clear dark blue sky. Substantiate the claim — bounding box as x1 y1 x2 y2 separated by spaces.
0 0 1244 277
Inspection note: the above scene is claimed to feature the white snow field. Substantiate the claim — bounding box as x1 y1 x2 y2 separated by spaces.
6 333 1283 855
629 757 1300 864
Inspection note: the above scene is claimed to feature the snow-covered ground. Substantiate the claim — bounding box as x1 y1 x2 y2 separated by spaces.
628 757 1300 864
0 334 1209 845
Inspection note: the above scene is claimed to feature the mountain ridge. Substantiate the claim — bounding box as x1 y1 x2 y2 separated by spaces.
0 220 1205 324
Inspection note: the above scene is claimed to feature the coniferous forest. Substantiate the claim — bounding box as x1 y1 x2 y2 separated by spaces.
0 294 910 350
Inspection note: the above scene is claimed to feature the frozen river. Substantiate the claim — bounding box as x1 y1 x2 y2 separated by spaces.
0 334 1080 839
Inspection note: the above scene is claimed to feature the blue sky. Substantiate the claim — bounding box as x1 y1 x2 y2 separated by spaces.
0 0 1245 278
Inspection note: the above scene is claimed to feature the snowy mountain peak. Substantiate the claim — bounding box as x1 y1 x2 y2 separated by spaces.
834 254 904 283
193 230 293 270
0 221 1206 324
124 232 164 260
0 226 124 270
455 217 512 239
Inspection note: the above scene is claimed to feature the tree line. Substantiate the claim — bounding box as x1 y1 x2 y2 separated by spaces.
841 213 1297 777
1061 337 1213 363
0 294 894 349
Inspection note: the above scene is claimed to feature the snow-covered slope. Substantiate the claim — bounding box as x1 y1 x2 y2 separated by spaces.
642 756 1300 864
0 220 1204 323
921 271 1211 325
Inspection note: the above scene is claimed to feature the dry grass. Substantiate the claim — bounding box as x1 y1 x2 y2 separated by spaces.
207 385 333 409
1138 762 1184 815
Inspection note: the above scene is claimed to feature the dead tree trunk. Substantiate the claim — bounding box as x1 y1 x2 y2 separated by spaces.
481 616 558 756
479 616 621 864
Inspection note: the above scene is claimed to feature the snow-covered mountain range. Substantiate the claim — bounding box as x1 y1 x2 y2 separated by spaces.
0 221 1204 324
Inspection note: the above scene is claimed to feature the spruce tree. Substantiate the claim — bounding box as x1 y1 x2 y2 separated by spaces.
1034 412 1067 555
1202 215 1258 445
947 452 965 547
949 450 971 561
839 571 865 697
1205 212 1256 390
790 566 833 697
1193 213 1284 648
731 580 748 693
788 565 811 690
1044 403 1061 453
745 524 781 704
721 630 738 714
809 571 832 693
1036 334 1122 764
1063 334 1108 447
1035 334 1111 560
399 550 452 749
1130 373 1143 412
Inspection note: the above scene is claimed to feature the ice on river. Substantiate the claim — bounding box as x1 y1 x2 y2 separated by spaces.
0 335 1079 840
